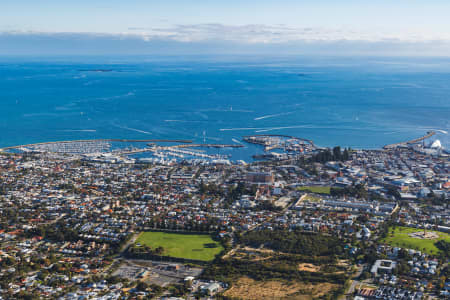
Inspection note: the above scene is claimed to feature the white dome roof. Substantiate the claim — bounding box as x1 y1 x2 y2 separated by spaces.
429 139 442 149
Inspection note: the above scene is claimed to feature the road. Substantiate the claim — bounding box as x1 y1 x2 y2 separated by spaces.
118 232 140 257
100 232 140 276
343 263 368 298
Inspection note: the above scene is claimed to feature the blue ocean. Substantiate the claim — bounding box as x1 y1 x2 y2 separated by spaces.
0 56 449 157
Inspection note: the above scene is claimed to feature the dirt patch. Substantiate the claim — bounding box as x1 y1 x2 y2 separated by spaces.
242 246 275 254
228 247 277 261
298 263 321 272
408 231 439 239
336 259 350 267
224 276 338 300
224 246 275 260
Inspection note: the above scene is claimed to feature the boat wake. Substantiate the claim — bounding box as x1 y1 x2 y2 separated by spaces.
114 125 152 135
232 138 244 145
254 112 293 121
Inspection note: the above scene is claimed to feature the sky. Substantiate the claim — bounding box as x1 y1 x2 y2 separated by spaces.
1 0 450 56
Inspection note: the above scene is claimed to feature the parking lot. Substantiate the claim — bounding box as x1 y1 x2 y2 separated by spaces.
112 259 203 287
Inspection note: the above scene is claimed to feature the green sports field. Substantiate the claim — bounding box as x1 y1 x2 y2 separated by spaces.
135 231 224 261
380 226 450 255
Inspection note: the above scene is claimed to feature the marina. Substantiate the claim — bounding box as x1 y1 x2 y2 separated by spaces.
2 138 246 163
0 139 193 152
243 134 317 153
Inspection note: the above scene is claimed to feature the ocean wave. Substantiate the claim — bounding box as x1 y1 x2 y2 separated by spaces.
98 92 135 101
205 136 222 141
200 108 254 113
255 125 309 133
164 120 204 123
220 127 262 131
58 129 97 132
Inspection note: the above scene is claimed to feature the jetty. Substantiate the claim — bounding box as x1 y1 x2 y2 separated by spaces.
383 131 436 149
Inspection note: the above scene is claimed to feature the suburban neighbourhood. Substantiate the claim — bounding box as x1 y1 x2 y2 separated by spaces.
0 137 448 299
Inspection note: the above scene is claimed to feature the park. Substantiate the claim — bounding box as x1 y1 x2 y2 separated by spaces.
381 226 450 255
134 231 224 262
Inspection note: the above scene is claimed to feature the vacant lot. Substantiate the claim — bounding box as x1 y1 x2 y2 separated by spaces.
298 263 321 272
303 193 322 202
224 276 338 299
135 232 223 261
381 226 450 255
297 186 331 194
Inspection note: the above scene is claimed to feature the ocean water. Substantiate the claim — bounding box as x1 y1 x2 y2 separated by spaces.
0 56 449 159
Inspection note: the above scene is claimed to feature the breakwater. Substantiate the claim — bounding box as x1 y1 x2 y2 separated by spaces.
383 131 436 149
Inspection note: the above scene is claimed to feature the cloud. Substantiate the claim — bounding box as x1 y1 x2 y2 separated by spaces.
127 23 450 44
1 25 450 56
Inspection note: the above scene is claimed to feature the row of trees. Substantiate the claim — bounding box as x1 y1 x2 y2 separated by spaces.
28 221 79 242
202 257 348 287
146 218 219 232
238 229 344 256
129 244 164 255
311 146 351 163
330 184 368 199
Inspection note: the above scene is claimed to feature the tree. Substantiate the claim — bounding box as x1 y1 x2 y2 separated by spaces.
333 146 342 161
439 276 446 289
136 281 149 291
342 148 350 161
154 246 164 255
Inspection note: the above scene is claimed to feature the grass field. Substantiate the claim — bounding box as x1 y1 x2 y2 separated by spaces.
135 232 224 261
297 186 331 194
381 226 450 255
